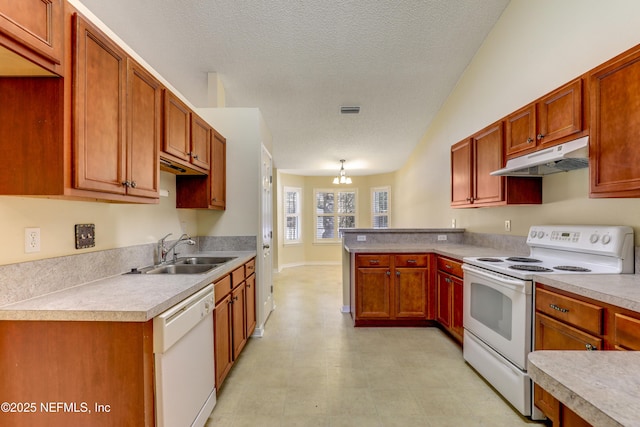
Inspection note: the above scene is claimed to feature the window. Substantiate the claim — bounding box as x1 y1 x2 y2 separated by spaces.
284 187 302 243
315 189 357 242
372 186 390 228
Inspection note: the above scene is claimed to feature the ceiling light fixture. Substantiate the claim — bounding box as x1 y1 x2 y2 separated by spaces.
332 159 352 184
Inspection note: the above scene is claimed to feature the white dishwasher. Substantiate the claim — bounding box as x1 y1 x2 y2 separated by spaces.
154 284 216 427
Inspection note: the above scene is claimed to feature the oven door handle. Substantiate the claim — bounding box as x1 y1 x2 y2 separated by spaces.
462 264 528 289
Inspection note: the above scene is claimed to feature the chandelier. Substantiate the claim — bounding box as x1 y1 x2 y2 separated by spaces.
332 159 352 184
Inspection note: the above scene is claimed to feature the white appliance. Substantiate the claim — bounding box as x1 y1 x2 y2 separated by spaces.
154 285 216 427
462 225 634 419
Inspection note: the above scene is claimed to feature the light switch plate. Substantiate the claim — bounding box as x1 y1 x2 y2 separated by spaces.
75 224 95 249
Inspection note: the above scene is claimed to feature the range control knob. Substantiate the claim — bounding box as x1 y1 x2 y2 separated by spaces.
590 234 600 244
602 234 612 245
537 232 545 239
530 231 537 238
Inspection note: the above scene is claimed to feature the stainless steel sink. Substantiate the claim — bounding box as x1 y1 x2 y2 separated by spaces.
144 264 217 275
175 256 237 265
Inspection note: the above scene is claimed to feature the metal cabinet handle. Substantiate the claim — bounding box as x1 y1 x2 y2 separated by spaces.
550 303 569 313
369 260 380 265
537 133 545 140
527 137 534 143
585 343 597 351
122 180 131 187
407 259 417 265
396 271 400 276
386 271 391 276
130 181 137 188
445 264 452 270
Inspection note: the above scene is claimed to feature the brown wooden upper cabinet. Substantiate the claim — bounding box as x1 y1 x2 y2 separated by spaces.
176 129 227 210
451 121 541 208
72 13 159 201
0 0 64 75
589 44 640 198
161 91 211 174
505 78 585 159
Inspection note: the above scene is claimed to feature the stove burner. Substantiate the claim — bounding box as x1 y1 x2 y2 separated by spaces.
509 265 553 272
554 265 592 272
477 258 504 262
506 257 542 263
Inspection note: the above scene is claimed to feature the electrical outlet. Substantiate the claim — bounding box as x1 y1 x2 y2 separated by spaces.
437 235 447 241
357 235 367 242
25 227 41 253
451 219 456 228
505 220 511 232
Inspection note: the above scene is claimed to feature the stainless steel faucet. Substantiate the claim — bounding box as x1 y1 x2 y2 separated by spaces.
158 233 196 263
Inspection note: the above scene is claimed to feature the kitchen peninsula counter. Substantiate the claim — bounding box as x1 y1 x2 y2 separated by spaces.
528 351 640 427
0 251 256 322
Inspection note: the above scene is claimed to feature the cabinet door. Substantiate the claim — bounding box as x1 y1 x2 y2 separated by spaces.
505 104 536 157
0 0 63 72
163 91 191 162
245 273 256 338
214 294 233 388
210 130 226 209
451 275 464 339
537 78 583 148
72 14 127 195
436 271 452 327
394 267 427 318
356 267 391 319
126 60 160 199
589 46 640 197
535 312 602 351
614 313 640 350
473 121 504 205
232 283 247 358
450 138 473 207
190 114 211 171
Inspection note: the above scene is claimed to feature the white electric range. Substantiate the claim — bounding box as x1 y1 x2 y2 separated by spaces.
461 225 634 419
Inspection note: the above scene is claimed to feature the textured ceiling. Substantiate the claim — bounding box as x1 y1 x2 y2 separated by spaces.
79 0 509 176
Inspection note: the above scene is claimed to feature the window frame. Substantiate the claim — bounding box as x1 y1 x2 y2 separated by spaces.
371 186 390 229
314 188 358 243
283 186 302 245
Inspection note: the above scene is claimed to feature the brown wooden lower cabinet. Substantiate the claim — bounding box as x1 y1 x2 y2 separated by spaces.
435 256 464 343
214 258 257 390
533 283 640 426
0 320 154 427
353 253 432 326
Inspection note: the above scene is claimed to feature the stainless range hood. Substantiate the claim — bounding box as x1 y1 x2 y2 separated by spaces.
490 136 589 177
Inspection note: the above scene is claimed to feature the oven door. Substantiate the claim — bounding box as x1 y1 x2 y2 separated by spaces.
462 264 532 370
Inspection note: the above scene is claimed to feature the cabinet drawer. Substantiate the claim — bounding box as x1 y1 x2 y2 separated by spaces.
536 288 603 336
394 254 428 268
231 266 245 288
245 258 256 276
614 313 640 350
214 275 231 303
436 257 463 277
355 254 390 268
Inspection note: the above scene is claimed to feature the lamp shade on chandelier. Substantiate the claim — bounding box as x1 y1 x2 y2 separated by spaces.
332 159 352 184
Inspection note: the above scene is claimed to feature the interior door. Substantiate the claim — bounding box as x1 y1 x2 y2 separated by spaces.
260 145 274 330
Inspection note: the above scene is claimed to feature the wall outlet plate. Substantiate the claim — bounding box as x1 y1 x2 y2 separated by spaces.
437 235 447 241
357 235 367 242
25 227 40 253
75 224 95 249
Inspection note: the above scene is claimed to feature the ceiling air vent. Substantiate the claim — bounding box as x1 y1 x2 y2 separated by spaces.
340 106 360 114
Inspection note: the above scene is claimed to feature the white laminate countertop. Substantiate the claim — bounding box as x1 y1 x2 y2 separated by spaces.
0 251 256 322
344 243 516 260
528 351 640 427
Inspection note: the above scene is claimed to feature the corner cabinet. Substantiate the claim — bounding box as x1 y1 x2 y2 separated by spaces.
354 253 433 326
532 283 640 427
589 44 640 198
451 120 542 208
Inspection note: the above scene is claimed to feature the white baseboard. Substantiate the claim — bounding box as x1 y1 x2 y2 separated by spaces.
341 305 350 313
277 261 341 272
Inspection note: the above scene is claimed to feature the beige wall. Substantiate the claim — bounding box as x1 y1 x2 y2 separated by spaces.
276 172 395 269
394 0 640 244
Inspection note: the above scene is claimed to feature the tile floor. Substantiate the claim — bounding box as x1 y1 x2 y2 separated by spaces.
206 265 541 427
